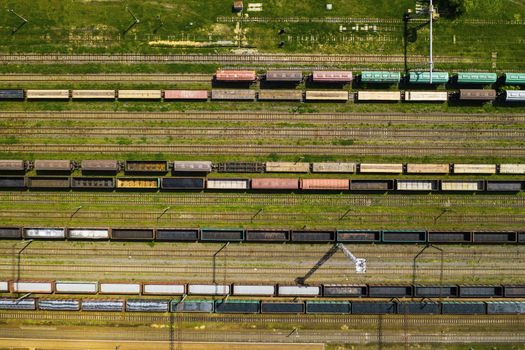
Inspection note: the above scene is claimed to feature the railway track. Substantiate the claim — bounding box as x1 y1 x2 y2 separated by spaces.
0 53 467 65
1 192 524 208
0 210 523 226
3 126 524 141
2 111 525 126
3 143 525 157
0 74 212 83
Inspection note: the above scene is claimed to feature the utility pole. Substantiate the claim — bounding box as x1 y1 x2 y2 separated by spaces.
429 0 434 84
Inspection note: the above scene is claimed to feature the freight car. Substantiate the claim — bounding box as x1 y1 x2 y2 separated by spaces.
215 70 257 82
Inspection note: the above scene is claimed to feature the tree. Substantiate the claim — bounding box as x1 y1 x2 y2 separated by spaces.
436 0 465 19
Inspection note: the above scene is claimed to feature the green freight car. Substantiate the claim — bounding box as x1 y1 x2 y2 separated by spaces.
505 73 525 85
360 71 401 83
409 71 449 84
457 72 497 84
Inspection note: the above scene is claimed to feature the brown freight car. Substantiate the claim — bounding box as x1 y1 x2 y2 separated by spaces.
215 70 257 82
81 160 120 173
0 160 25 172
211 89 256 100
251 178 299 190
164 90 209 100
300 179 349 190
258 90 303 101
312 71 353 83
265 70 303 82
459 89 497 101
34 160 72 172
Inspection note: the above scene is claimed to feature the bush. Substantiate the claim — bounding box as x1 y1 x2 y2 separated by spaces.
436 0 465 19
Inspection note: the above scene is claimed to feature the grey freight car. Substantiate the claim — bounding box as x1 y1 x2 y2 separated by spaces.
81 160 119 173
71 177 115 189
34 160 72 172
459 89 497 101
0 160 25 171
258 90 303 101
265 70 303 82
172 161 212 173
211 89 256 101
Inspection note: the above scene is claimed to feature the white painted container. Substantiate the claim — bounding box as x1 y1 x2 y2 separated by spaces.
453 164 496 174
360 163 403 173
26 89 69 99
500 164 525 174
68 229 109 240
24 228 65 239
357 91 401 101
72 90 115 99
206 179 249 190
396 180 437 191
441 181 483 191
55 281 98 294
406 163 450 174
99 283 141 294
11 281 53 293
266 162 310 173
405 91 448 102
143 284 186 295
278 285 321 296
0 281 9 292
232 285 276 296
118 90 162 99
188 284 230 295
311 162 356 173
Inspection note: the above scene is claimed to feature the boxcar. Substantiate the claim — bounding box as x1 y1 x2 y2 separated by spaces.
305 90 349 101
215 70 256 82
161 177 205 190
164 90 209 100
81 299 125 312
359 163 403 173
350 180 394 191
472 231 517 243
116 178 159 189
111 228 154 241
250 178 299 190
155 229 199 241
26 89 69 99
312 71 353 83
453 163 496 174
504 72 525 85
396 180 438 191
457 72 497 84
117 90 162 100
0 177 25 189
71 177 115 189
322 284 367 297
505 90 525 102
406 163 449 174
360 71 401 84
125 160 167 173
352 301 396 314
172 161 212 173
143 283 185 295
211 89 256 100
300 178 349 190
408 71 449 84
245 229 289 242
187 284 230 295
34 160 72 172
0 89 24 100
232 284 276 296
405 91 448 102
278 285 320 297
215 300 260 314
99 282 141 294
265 70 303 82
39 299 80 311
306 301 351 314
441 180 484 191
24 228 65 239
382 230 426 243
200 228 244 241
171 300 214 313
427 231 472 243
206 178 249 190
459 89 497 101
55 281 98 294
0 159 25 171
0 227 22 239
258 89 303 101
81 160 119 173
336 230 381 243
459 285 503 298
368 285 412 298
10 281 54 293
398 302 440 314
0 298 36 310
217 162 265 173
126 299 170 312
357 91 401 101
68 228 110 240
486 181 523 192
414 285 459 298
311 162 356 173
499 164 525 174
265 162 310 173
291 230 335 242
487 302 525 314
71 90 115 99
261 302 305 314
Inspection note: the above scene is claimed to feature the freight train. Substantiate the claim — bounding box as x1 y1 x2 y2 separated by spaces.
1 227 523 244
2 159 524 175
0 88 523 103
1 296 525 315
4 280 525 299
